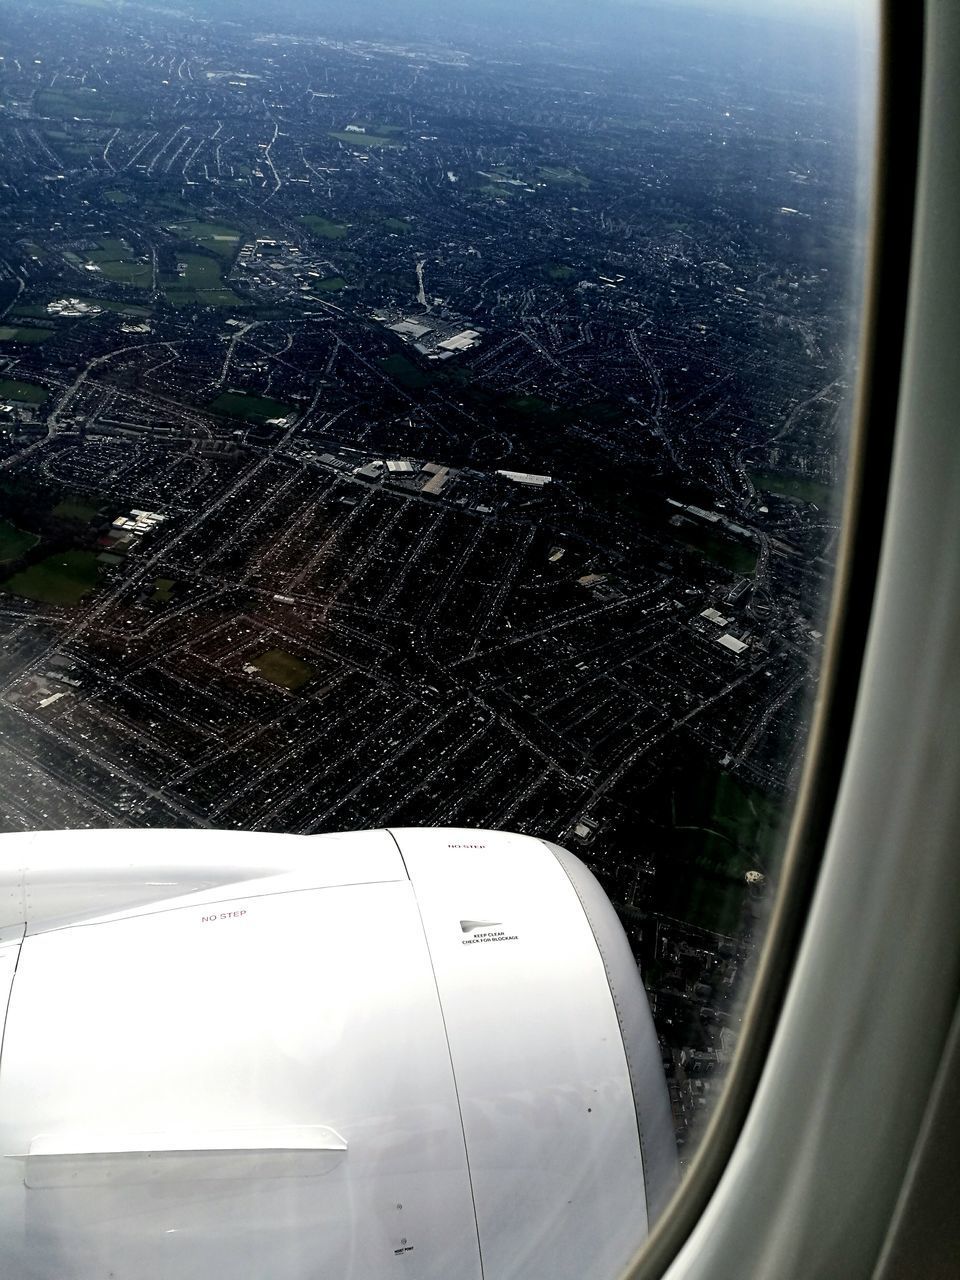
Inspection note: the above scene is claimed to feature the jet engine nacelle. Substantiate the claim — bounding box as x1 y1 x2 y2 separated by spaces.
0 827 677 1280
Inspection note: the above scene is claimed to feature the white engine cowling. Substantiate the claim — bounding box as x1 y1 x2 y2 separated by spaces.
0 827 677 1279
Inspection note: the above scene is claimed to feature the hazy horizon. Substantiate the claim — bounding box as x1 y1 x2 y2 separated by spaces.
158 0 871 40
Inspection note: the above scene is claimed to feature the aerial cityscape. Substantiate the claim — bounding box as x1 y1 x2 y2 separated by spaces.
0 0 863 1145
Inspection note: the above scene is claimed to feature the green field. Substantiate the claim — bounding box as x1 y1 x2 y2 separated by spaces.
81 297 152 316
87 238 152 287
380 354 435 390
0 379 48 404
506 395 557 416
104 188 136 204
329 130 401 148
0 519 38 562
151 576 175 602
300 216 349 239
316 275 347 292
650 767 786 934
208 391 294 423
53 498 102 522
674 522 758 576
35 85 132 125
60 143 100 165
544 262 577 281
0 326 55 344
161 253 247 309
2 550 101 605
382 216 412 233
142 193 197 220
169 220 242 258
752 470 834 507
9 305 51 319
251 648 314 690
539 165 591 188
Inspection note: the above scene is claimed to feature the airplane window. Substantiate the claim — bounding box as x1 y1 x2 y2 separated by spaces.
0 0 878 1273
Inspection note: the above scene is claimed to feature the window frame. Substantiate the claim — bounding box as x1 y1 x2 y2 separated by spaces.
622 3 927 1275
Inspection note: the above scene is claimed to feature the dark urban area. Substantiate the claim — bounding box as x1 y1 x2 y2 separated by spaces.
0 0 862 1151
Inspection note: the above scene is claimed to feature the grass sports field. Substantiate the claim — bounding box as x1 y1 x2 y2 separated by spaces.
0 326 55 344
208 391 294 422
161 253 248 308
0 520 39 562
2 550 101 605
86 238 152 287
169 220 242 258
0 378 48 404
300 216 348 239
250 648 314 690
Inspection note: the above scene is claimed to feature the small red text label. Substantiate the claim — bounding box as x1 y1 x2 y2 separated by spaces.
201 909 247 923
